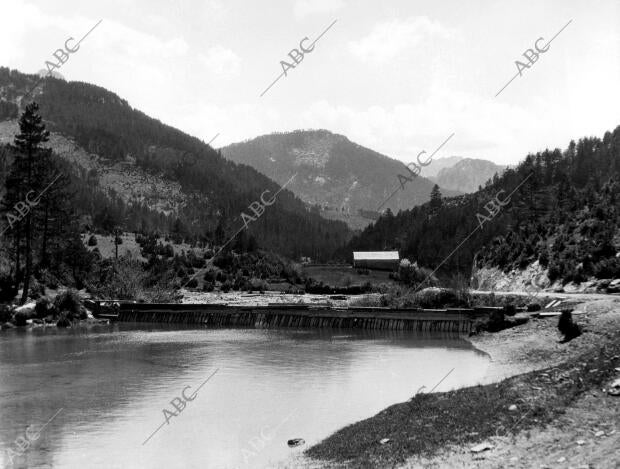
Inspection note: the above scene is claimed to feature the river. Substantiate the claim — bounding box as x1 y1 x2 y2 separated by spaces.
0 324 489 468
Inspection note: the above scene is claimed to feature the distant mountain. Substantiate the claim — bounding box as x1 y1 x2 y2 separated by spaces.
422 156 464 178
430 158 506 193
0 67 350 260
37 69 65 80
221 130 460 230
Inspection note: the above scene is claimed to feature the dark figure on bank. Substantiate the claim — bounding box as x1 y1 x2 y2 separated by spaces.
558 309 582 343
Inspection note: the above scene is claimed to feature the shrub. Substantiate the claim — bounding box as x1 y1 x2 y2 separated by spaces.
0 275 17 302
0 304 12 323
92 259 146 300
186 278 198 289
558 309 582 343
415 288 462 308
29 278 45 300
87 235 98 246
56 312 71 328
35 297 53 319
54 289 84 320
38 269 60 289
221 281 232 292
163 244 174 257
202 281 214 292
203 270 216 283
13 311 27 326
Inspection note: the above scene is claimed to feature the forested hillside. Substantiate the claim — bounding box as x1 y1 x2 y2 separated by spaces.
0 67 350 260
341 127 620 285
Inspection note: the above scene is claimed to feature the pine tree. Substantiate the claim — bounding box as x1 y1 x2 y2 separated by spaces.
12 102 49 303
429 184 443 211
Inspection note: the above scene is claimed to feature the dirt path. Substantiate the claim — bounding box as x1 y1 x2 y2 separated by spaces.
472 289 620 302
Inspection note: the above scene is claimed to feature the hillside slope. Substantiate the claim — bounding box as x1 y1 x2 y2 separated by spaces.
0 67 350 260
341 126 620 287
221 130 461 229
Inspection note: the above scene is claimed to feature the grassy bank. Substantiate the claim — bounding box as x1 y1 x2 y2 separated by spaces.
306 304 620 468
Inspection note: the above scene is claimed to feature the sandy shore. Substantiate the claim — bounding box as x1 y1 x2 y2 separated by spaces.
303 297 620 468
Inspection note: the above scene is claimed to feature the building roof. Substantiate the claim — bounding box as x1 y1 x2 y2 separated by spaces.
353 251 399 261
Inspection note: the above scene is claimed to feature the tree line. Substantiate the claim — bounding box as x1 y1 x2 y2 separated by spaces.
341 126 620 285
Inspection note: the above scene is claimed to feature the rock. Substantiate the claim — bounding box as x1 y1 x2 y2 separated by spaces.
557 457 566 463
597 279 611 288
508 404 517 411
287 438 305 447
608 279 620 293
609 379 620 396
576 439 585 445
379 438 390 445
594 431 605 437
470 443 493 453
14 301 36 315
563 282 580 293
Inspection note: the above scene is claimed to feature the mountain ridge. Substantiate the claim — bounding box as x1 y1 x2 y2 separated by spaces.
221 129 462 230
429 158 506 193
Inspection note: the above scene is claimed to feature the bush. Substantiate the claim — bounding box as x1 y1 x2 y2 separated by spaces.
0 275 17 302
56 312 71 328
35 297 53 319
0 304 12 323
88 235 98 246
526 303 542 312
558 309 582 343
38 269 60 289
13 311 27 326
203 270 216 283
202 281 214 292
221 281 231 292
186 278 198 289
54 289 84 320
28 278 45 300
163 244 174 258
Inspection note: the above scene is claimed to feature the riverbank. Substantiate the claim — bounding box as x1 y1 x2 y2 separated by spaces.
305 298 620 468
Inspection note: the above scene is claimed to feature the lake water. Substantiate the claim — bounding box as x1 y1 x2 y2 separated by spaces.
0 324 489 468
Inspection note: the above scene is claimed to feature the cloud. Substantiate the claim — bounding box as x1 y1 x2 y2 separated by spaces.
349 16 454 64
170 102 282 147
299 86 547 164
294 0 345 18
199 45 241 78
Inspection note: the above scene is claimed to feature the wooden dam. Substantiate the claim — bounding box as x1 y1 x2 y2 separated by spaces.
92 302 503 334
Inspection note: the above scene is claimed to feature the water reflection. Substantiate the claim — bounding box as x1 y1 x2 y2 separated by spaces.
0 324 489 468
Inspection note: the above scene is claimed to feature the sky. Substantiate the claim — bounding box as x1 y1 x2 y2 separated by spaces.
2 0 619 165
